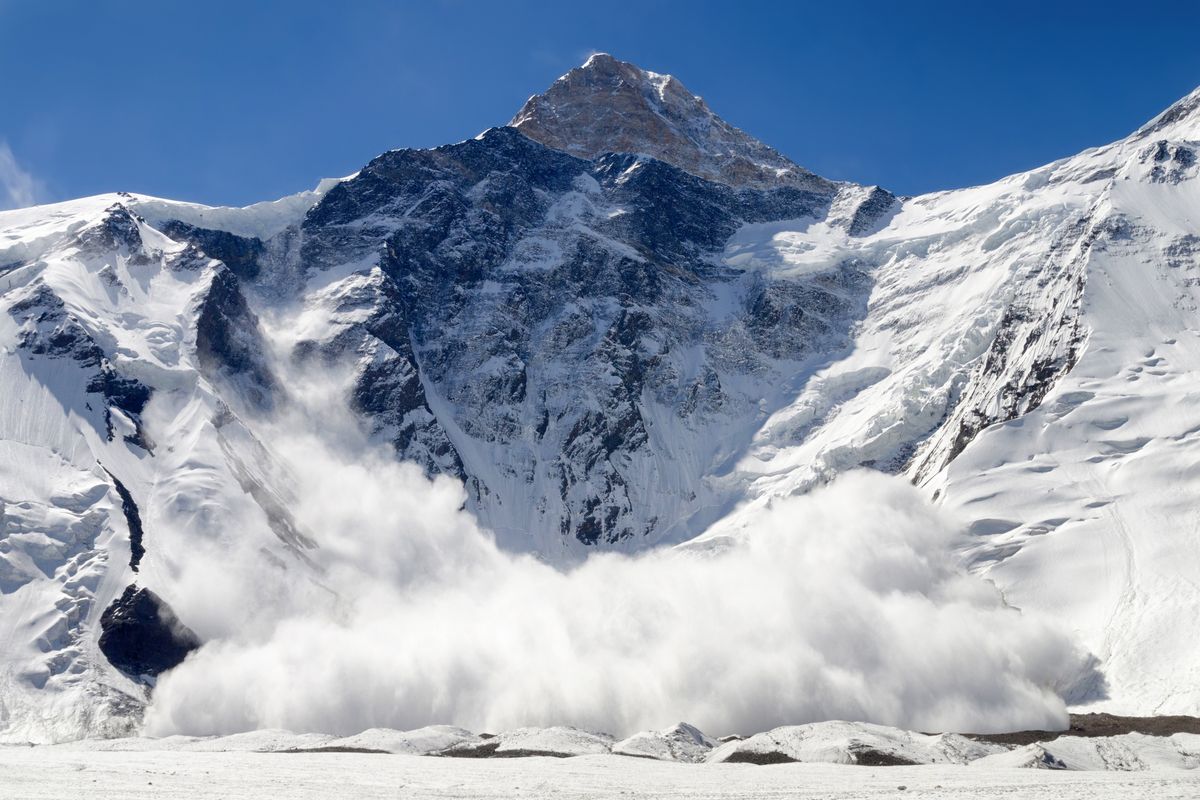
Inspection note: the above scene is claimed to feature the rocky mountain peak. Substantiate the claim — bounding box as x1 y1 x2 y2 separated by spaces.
510 53 833 191
1134 84 1200 140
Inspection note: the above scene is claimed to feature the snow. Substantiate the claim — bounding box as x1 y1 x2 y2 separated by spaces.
689 86 1200 717
708 721 1003 765
613 723 716 762
128 178 346 240
1 745 1199 800
326 725 480 754
973 732 1200 771
0 194 319 742
439 726 615 758
0 178 341 259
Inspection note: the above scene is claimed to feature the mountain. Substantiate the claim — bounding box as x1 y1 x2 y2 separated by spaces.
1 54 1200 741
511 53 830 192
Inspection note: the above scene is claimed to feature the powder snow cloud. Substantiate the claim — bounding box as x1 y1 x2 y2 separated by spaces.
0 141 43 210
140 353 1095 738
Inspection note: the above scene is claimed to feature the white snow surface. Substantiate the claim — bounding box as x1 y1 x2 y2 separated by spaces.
15 720 1200 773
4 749 1200 800
4 724 1200 800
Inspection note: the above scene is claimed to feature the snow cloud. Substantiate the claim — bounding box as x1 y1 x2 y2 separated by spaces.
142 358 1094 740
0 141 43 210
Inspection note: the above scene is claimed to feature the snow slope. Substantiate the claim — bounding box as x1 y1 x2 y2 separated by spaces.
691 86 1200 717
0 195 326 740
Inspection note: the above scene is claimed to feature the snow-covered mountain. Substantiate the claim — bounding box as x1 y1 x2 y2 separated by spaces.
2 54 1200 740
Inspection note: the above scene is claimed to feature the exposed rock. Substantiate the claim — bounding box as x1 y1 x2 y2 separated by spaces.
101 469 145 571
98 586 200 682
294 126 867 554
512 53 831 192
159 220 265 281
195 268 278 410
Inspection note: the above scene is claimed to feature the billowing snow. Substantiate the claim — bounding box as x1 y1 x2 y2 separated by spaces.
692 85 1200 718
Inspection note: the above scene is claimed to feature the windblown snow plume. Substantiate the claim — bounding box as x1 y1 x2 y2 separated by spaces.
141 364 1088 739
0 141 42 210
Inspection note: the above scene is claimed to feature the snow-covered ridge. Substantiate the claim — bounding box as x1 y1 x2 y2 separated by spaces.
0 179 343 269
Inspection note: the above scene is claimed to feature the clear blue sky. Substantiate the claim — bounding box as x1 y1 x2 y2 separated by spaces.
3 0 1199 207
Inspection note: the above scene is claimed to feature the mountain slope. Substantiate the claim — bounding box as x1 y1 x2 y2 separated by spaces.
2 59 1200 739
700 86 1200 715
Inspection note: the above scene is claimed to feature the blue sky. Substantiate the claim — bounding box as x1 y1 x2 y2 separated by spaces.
2 0 1199 207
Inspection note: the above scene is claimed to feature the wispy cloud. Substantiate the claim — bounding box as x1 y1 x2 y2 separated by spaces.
0 141 45 210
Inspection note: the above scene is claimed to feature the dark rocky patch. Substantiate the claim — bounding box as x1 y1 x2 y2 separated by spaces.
966 713 1200 747
851 747 919 766
295 126 871 548
278 746 389 755
721 750 799 765
159 220 265 281
77 205 145 253
102 469 145 571
87 367 153 449
9 283 153 448
195 268 277 410
98 585 200 681
846 187 899 237
435 740 576 759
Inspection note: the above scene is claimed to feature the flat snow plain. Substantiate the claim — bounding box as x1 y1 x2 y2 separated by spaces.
2 747 1199 800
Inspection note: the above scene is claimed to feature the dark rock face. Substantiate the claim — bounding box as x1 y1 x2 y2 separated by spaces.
292 127 871 551
846 187 899 236
195 268 277 410
720 750 799 765
98 586 200 680
910 209 1093 481
968 712 1200 747
1142 139 1198 184
8 281 153 449
850 747 919 766
436 740 573 759
103 469 145 571
509 53 831 191
159 220 265 281
77 204 145 254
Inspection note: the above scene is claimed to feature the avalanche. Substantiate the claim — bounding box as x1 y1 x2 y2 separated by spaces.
1 53 1200 745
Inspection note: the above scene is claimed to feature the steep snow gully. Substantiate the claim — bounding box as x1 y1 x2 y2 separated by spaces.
3 55 1200 742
